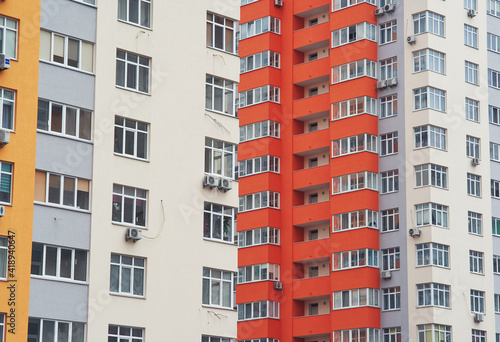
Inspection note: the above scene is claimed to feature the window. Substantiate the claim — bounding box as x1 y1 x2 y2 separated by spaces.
39 30 93 72
332 96 377 120
240 51 280 73
415 203 448 228
380 20 397 45
491 142 500 161
202 268 234 309
203 202 236 243
37 99 92 141
331 59 377 83
112 184 147 227
417 325 451 342
381 170 399 194
465 0 477 9
110 254 145 296
380 95 397 118
0 162 12 204
332 288 379 309
0 16 17 59
382 287 400 311
108 325 143 342
331 133 377 157
381 208 399 232
309 229 318 240
465 61 479 84
76 0 95 4
27 318 85 342
466 135 480 159
240 120 280 142
237 301 279 321
332 171 378 194
467 173 481 197
494 255 500 274
465 98 479 122
239 85 280 108
471 290 485 313
309 266 319 277
205 75 236 116
464 25 478 48
380 132 398 156
417 283 450 308
414 125 446 150
332 209 378 232
489 0 500 16
240 17 280 40
0 314 3 342
332 249 379 270
333 329 380 342
34 171 90 210
470 250 484 274
241 0 259 5
468 211 482 235
414 87 445 112
415 164 447 189
239 191 280 212
333 0 375 11
0 88 14 130
332 22 376 47
116 50 149 93
416 243 449 267
472 330 486 342
494 217 500 236
382 247 400 271
204 138 236 179
118 0 150 28
114 116 148 159
493 179 500 199
0 237 7 280
238 263 279 283
30 243 87 282
206 13 235 53
238 227 280 247
380 57 397 81
489 69 500 89
202 336 235 342
382 328 401 342
413 49 445 74
488 32 500 53
413 11 444 37
238 155 280 178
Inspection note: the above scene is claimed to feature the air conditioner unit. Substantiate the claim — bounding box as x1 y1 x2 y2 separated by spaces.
407 35 416 44
377 80 387 89
409 227 421 237
474 313 484 323
381 270 392 279
203 175 219 189
471 158 480 166
0 206 5 217
218 178 233 192
274 0 283 7
384 3 395 13
387 78 398 87
374 8 384 16
274 281 283 290
468 9 477 18
0 54 10 71
125 228 142 242
0 129 10 147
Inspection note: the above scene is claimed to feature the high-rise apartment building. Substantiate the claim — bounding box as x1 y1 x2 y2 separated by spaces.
237 0 498 341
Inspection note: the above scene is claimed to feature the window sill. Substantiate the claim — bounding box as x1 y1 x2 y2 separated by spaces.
30 275 88 285
203 237 237 246
414 185 448 191
415 265 450 270
241 65 280 75
39 60 95 76
70 0 97 8
202 304 236 312
332 265 379 272
238 243 280 249
379 114 398 120
37 129 93 144
237 317 279 322
331 188 378 196
239 207 280 214
240 135 280 144
114 153 149 163
332 75 377 86
34 201 90 214
110 292 146 300
333 112 377 122
117 19 152 31
115 85 151 96
332 305 378 311
380 228 399 234
205 109 238 119
206 46 239 58
111 221 147 230
238 171 280 179
332 226 378 233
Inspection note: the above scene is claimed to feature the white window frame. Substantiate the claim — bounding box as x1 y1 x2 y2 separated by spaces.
469 250 484 274
114 116 148 160
331 133 377 157
112 184 147 227
493 179 500 199
118 0 151 28
238 155 280 178
489 68 500 89
202 336 235 342
205 75 236 116
465 61 479 85
203 267 235 309
238 263 279 284
241 0 260 5
415 202 448 228
464 24 478 48
472 329 486 342
465 98 479 122
115 49 150 94
415 164 447 189
0 162 12 205
380 94 397 118
333 0 376 11
490 105 500 125
239 85 280 108
379 20 397 45
414 86 446 112
489 0 500 16
28 318 86 342
240 17 280 40
240 51 280 73
110 253 145 297
108 324 144 342
413 11 444 37
332 96 377 120
332 209 378 232
413 49 445 74
333 329 380 342
206 12 235 54
465 0 477 9
205 138 236 180
467 173 481 197
0 237 8 280
468 211 482 235
417 324 451 342
466 135 480 159
332 288 379 309
0 16 18 59
416 243 449 268
332 59 377 84
0 88 14 131
238 227 280 248
331 22 376 47
382 287 401 311
495 293 500 313
471 290 485 313
382 247 400 271
30 243 87 282
488 32 500 53
332 171 378 194
381 169 399 194
417 283 450 308
494 217 500 236
414 125 446 150
239 191 280 212
381 208 399 232
380 132 398 156
237 301 279 321
37 171 90 211
380 56 397 81
491 142 500 161
332 248 379 270
494 255 500 274
240 120 280 142
203 202 236 244
382 328 401 342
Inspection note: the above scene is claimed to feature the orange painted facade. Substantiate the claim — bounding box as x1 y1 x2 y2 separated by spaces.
238 1 379 340
0 1 40 341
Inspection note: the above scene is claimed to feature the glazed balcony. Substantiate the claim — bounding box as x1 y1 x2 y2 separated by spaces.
294 21 330 52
